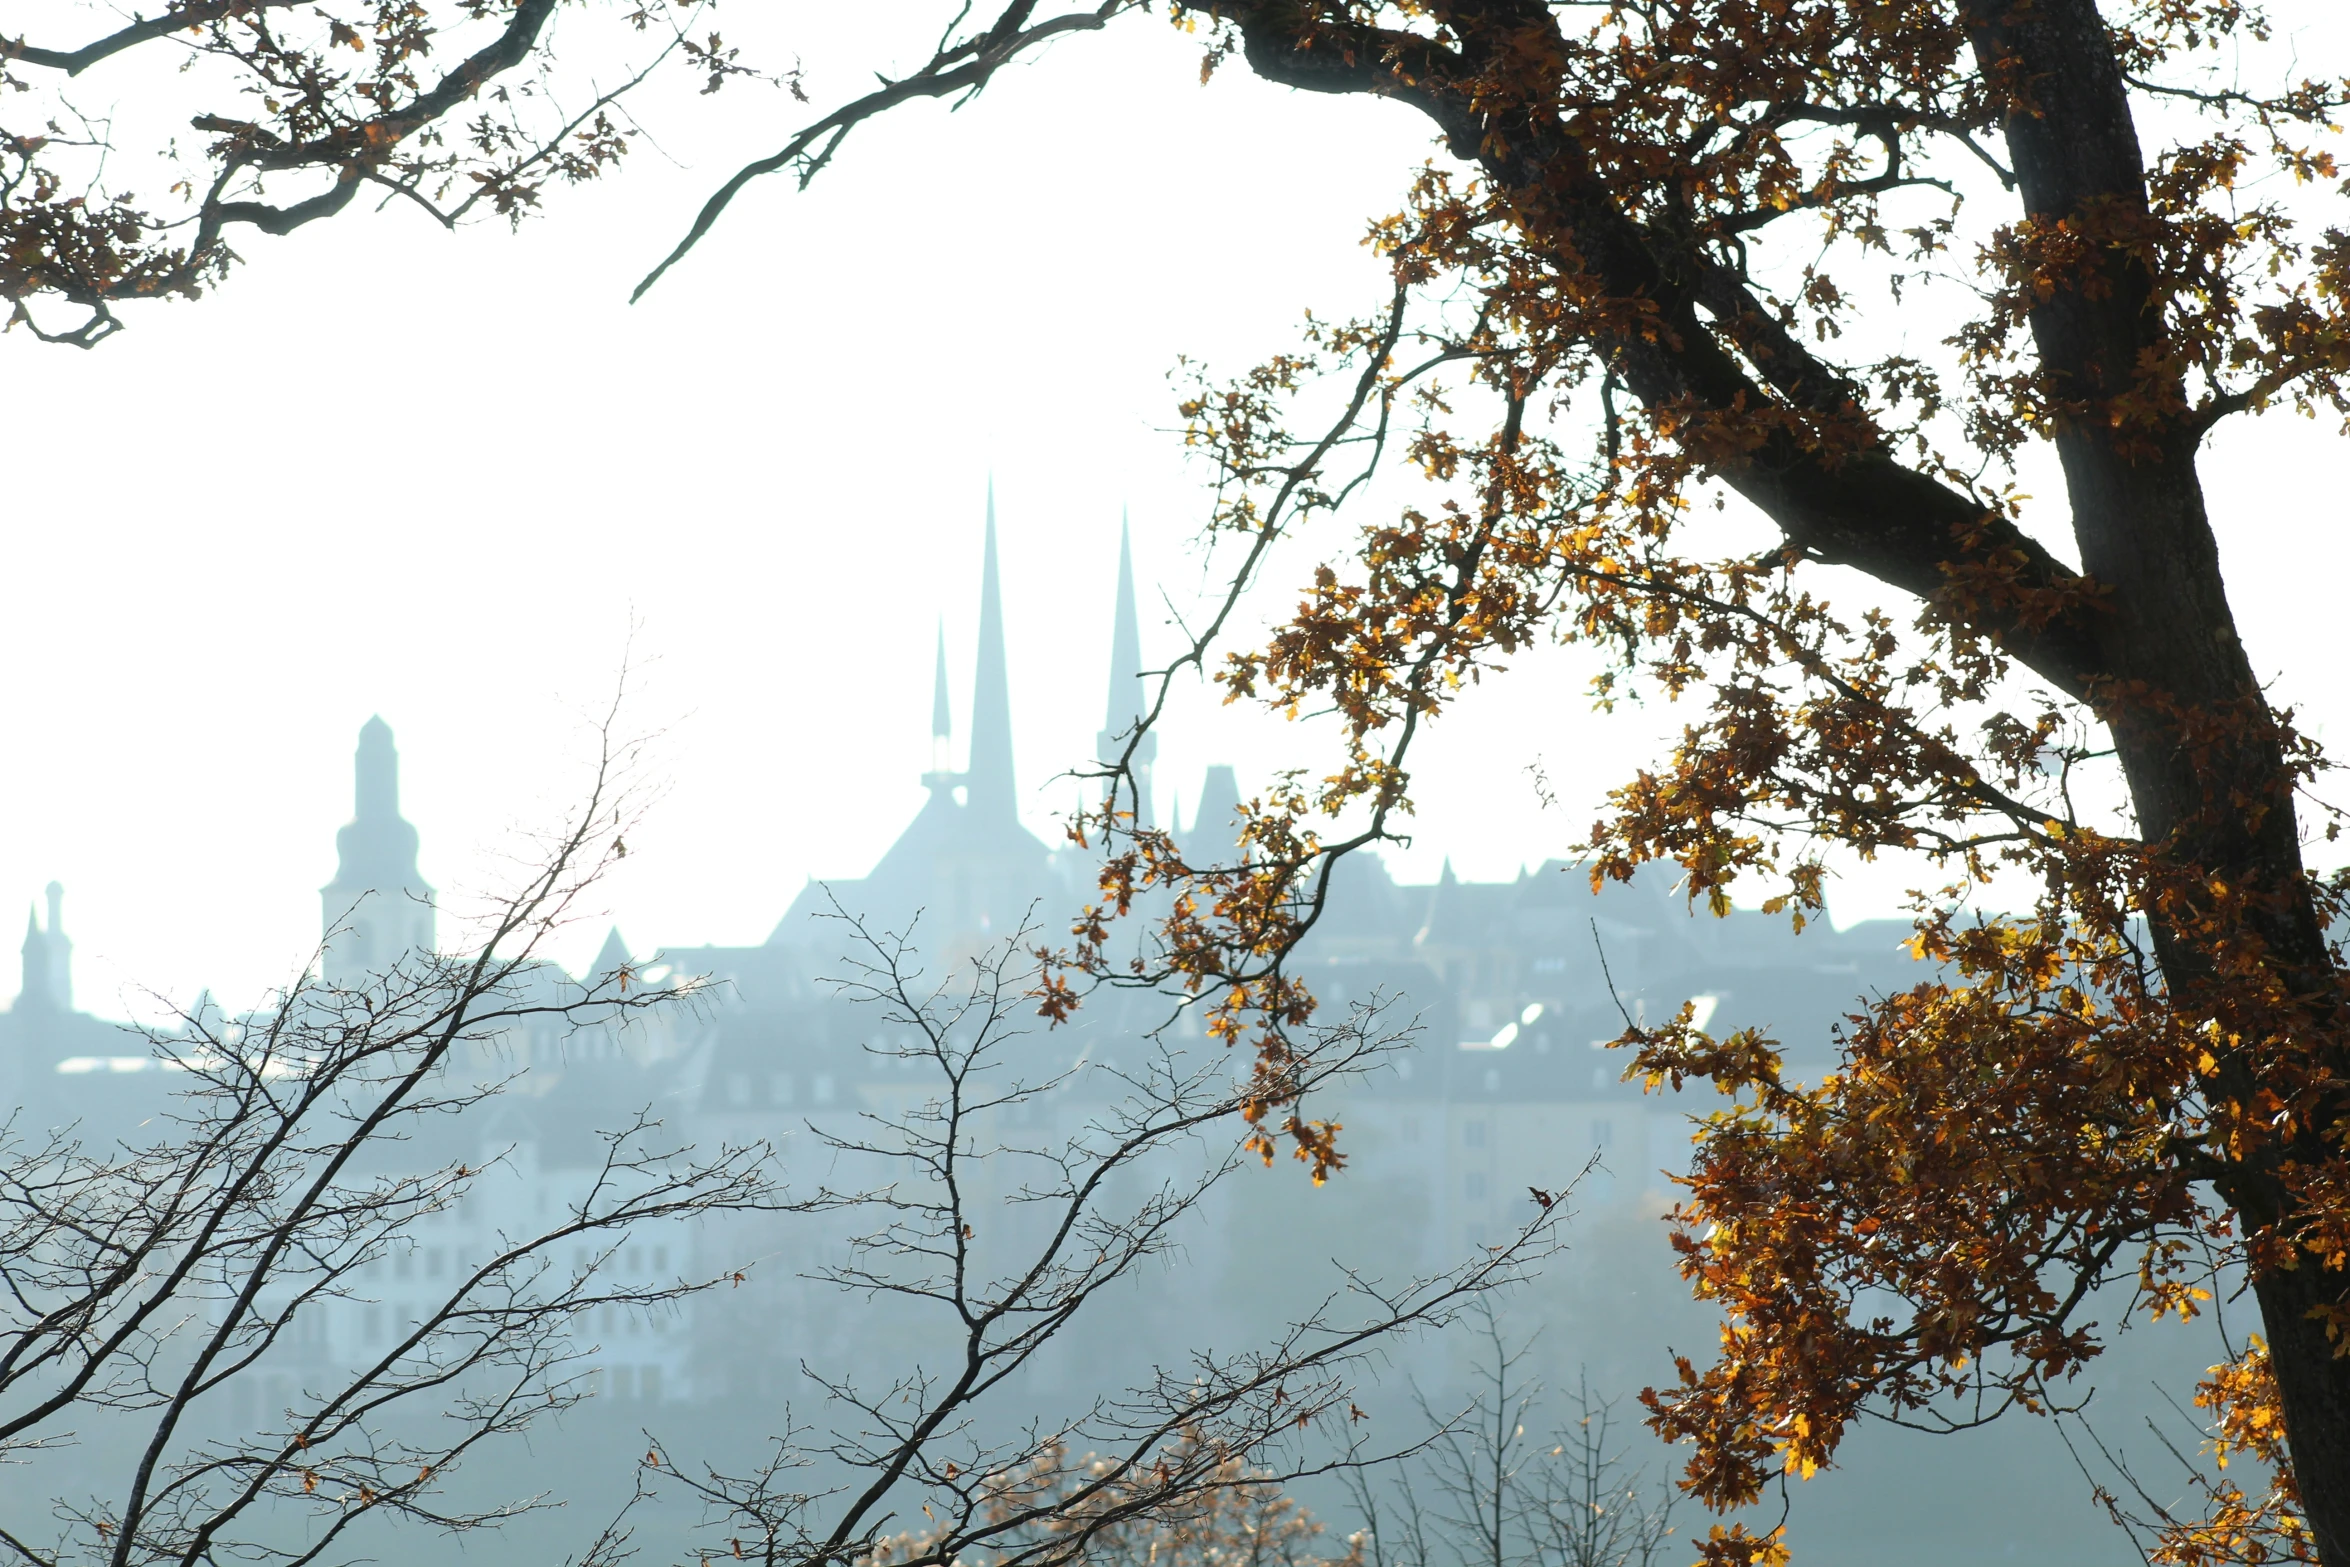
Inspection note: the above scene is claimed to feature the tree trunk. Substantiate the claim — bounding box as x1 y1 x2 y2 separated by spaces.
1977 1 2350 1553
2255 1267 2350 1561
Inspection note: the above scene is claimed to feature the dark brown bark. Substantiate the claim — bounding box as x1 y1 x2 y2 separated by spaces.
1221 0 2350 1551
1969 3 2350 1556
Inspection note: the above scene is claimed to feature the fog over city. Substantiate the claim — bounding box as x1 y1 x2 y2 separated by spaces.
7 5 2350 1566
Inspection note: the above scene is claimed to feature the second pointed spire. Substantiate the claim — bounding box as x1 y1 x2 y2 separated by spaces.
964 481 1018 824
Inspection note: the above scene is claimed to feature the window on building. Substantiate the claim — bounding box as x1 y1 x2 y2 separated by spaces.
1463 1120 1487 1148
364 1305 384 1346
640 1365 662 1403
814 1073 837 1105
725 1073 751 1106
393 1249 413 1281
1593 1119 1614 1149
425 1247 444 1279
611 1366 634 1400
1464 1172 1488 1201
769 1072 795 1106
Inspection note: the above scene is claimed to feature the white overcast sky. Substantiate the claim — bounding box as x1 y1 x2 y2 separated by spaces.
4 5 2348 1018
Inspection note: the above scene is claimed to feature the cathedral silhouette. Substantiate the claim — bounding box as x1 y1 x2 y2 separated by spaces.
1 491 1926 1405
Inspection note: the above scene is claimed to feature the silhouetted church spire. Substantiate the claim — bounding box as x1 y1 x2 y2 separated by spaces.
19 909 51 1013
964 481 1018 825
1097 511 1155 829
932 623 952 742
18 883 73 1013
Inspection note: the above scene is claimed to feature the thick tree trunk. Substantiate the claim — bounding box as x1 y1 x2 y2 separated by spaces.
2256 1267 2350 1562
1979 1 2350 1554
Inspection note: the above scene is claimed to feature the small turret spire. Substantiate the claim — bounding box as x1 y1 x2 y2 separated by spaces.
1191 766 1242 853
932 622 953 741
18 906 52 1013
965 480 1019 825
590 926 632 985
41 882 69 1012
927 620 956 787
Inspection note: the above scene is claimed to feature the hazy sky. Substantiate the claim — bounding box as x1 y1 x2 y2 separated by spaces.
6 6 2348 1018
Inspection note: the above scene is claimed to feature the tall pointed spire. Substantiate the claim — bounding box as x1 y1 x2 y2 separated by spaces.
1097 510 1156 828
964 480 1018 825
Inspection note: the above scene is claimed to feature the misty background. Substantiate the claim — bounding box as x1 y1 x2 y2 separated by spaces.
4 6 2347 1564
5 8 2348 1013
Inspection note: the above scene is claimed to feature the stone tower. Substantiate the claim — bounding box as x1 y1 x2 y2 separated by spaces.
320 716 435 987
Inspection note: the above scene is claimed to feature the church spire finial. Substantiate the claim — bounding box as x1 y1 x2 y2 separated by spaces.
964 479 1018 824
1097 510 1155 828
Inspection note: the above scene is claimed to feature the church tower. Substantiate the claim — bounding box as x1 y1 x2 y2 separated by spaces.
320 716 436 987
1095 512 1156 828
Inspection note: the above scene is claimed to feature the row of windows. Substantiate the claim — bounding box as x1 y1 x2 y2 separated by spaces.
362 1243 671 1283
1388 1114 1621 1150
1461 1169 1621 1206
724 1071 837 1108
355 1299 676 1346
592 1364 664 1401
1456 1117 1611 1150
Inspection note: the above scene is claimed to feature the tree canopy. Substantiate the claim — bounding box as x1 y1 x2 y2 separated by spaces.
12 2 2350 1563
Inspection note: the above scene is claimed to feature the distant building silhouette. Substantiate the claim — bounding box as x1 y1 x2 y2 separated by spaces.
320 715 435 986
765 485 1054 957
8 484 1934 1406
